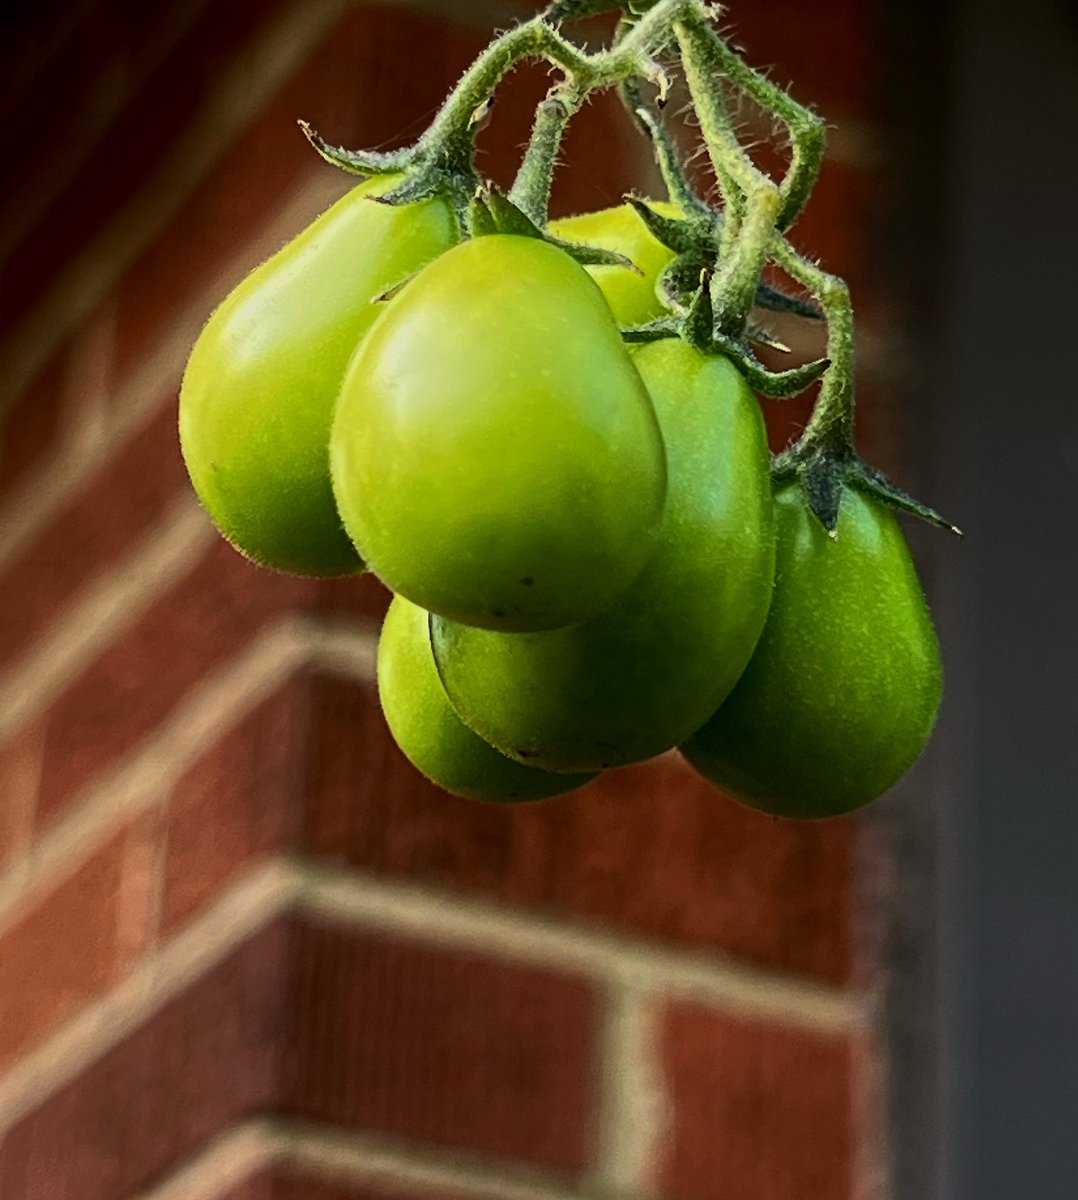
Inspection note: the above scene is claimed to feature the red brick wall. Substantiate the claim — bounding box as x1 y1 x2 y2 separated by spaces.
0 3 899 1198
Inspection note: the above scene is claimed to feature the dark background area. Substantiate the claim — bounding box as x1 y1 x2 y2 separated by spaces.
887 0 1078 1194
927 0 1078 1196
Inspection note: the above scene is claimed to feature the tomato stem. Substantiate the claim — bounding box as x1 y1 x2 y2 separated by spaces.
774 239 855 453
509 88 583 225
631 105 713 220
677 12 826 231
676 15 786 338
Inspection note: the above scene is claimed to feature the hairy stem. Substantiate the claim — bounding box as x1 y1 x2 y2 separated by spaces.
419 0 696 176
772 236 855 454
509 89 583 224
675 9 825 229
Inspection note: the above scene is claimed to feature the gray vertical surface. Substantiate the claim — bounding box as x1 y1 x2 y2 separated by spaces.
932 0 1078 1196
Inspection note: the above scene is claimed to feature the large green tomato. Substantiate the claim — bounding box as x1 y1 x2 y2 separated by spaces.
331 234 667 631
379 595 595 802
430 339 775 772
550 201 678 327
179 176 457 576
681 484 943 818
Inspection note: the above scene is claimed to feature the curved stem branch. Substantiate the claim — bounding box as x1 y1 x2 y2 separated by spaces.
632 105 711 216
772 236 855 455
509 88 583 224
675 9 826 230
417 0 699 174
676 12 781 337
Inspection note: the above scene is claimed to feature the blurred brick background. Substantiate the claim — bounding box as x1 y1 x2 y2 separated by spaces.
0 2 925 1197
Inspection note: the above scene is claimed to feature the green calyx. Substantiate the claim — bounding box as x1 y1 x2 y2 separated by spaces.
469 187 639 272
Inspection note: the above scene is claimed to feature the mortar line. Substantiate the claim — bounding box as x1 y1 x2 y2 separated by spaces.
0 858 298 1132
589 982 667 1199
0 854 866 1137
0 617 324 931
131 1114 598 1200
128 1120 283 1200
0 496 215 744
0 618 378 932
297 861 865 1033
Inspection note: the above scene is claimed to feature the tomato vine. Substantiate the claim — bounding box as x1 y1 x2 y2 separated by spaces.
302 0 956 536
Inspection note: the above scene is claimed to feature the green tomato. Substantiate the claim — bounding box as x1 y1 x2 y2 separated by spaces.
179 176 457 576
331 234 667 632
431 339 775 772
550 200 678 327
379 595 595 802
681 483 943 818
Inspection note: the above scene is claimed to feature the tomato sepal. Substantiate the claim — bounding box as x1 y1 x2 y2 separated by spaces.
298 120 410 176
772 443 962 536
624 195 708 255
473 187 641 272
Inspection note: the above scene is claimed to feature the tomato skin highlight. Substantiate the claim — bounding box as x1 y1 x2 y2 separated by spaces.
682 484 943 818
379 595 596 802
431 339 775 772
179 176 457 577
331 234 668 632
550 200 678 327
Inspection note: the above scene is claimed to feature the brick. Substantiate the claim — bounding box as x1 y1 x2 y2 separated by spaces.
0 814 158 1070
0 0 293 339
0 0 90 112
113 6 486 381
659 1005 854 1200
0 728 41 870
557 760 854 985
302 674 573 910
0 397 188 672
304 677 851 984
0 915 595 1194
0 351 65 503
284 920 599 1175
162 674 309 933
0 4 129 201
724 0 873 116
0 921 291 1200
32 535 309 830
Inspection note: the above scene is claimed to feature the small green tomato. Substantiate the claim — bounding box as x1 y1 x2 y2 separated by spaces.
682 484 943 818
379 595 596 802
331 234 668 631
179 176 456 576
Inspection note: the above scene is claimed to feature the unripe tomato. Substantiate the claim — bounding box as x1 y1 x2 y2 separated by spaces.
379 595 595 802
179 176 457 576
550 200 678 327
681 484 943 818
331 234 668 631
431 339 775 771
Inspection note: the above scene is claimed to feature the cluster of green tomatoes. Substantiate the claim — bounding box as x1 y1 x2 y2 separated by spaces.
179 177 942 820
